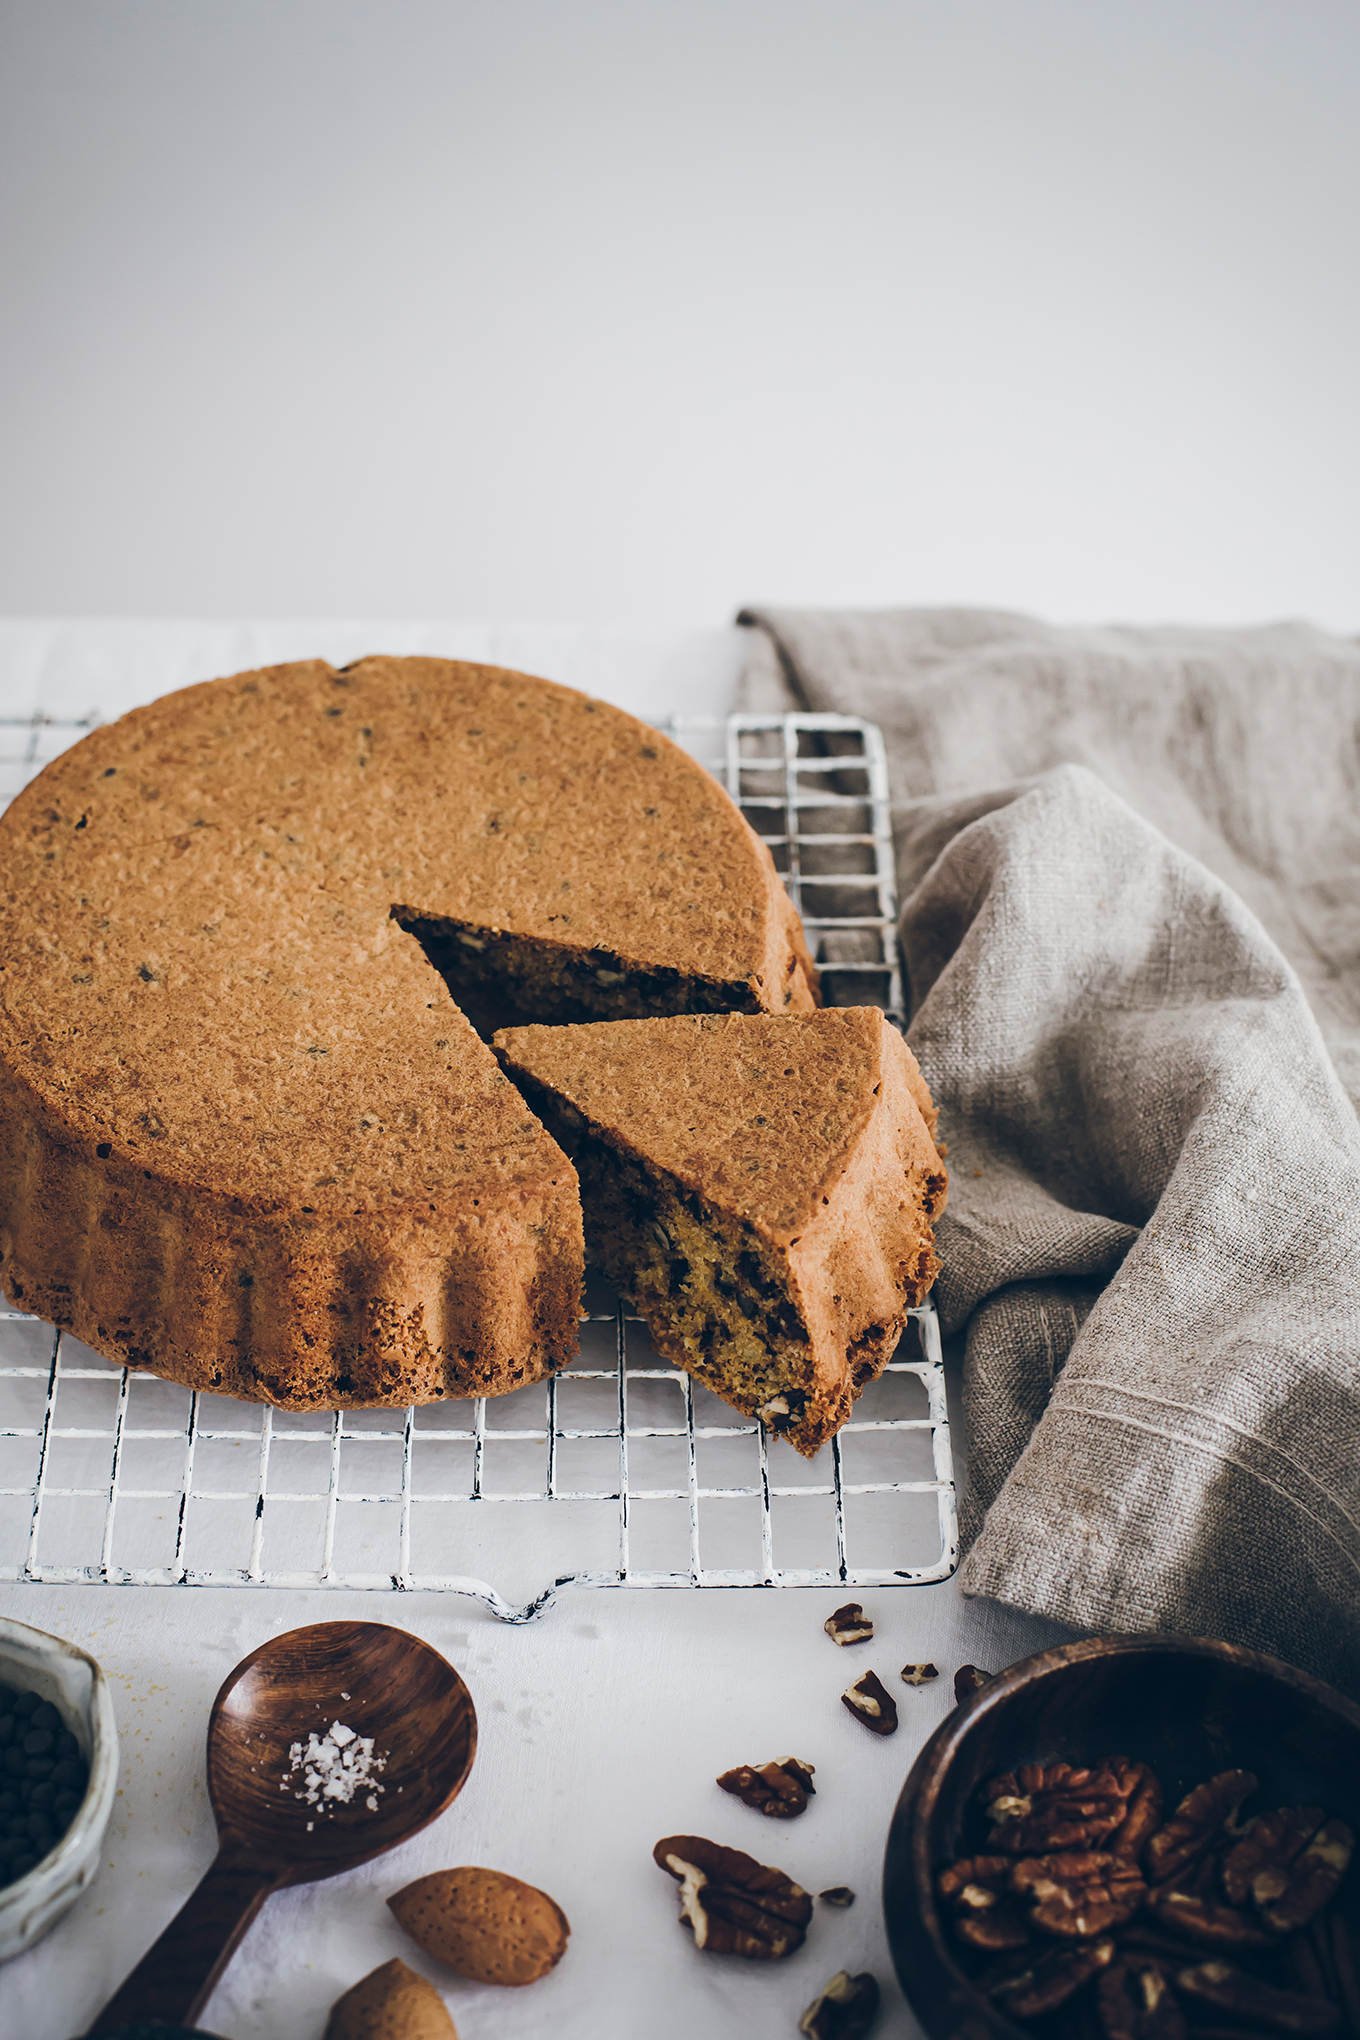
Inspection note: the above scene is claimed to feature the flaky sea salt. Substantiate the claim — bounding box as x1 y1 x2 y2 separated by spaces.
281 1720 387 1815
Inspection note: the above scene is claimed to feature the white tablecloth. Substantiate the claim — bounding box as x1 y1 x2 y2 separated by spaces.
0 619 1077 2039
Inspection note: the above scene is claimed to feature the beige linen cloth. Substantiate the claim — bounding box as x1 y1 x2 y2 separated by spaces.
739 606 1360 1694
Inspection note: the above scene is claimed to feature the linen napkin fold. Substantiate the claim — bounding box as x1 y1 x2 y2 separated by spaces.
739 606 1360 1695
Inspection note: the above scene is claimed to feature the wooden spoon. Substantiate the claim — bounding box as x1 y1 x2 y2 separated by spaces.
87 1620 477 2035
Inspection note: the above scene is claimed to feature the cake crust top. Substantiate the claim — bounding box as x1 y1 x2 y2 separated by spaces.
0 657 797 1215
495 1008 943 1240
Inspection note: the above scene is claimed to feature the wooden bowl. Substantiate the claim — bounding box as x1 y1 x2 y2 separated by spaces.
883 1633 1360 2040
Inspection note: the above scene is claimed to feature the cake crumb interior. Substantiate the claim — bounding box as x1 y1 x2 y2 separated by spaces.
523 1089 826 1449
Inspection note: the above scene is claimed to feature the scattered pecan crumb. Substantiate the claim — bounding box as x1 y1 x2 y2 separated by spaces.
955 1664 994 1702
825 1602 874 1646
841 1669 898 1736
901 1662 939 1686
716 1757 815 1819
798 1969 881 2039
819 1886 856 1907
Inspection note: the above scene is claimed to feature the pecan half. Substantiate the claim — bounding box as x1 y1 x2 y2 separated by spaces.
1098 1957 1187 2040
984 1762 1138 1854
901 1662 939 1686
1106 1763 1164 1860
1121 1924 1216 1964
1010 1851 1147 1938
938 1856 1030 1951
983 1937 1117 2018
825 1602 874 1645
1255 1820 1354 1935
1174 1960 1341 2034
798 1970 881 2040
717 1757 816 1819
1149 1886 1272 1949
842 1670 898 1736
819 1886 856 1907
955 1664 994 1703
1145 1773 1257 1887
653 1834 811 1959
1222 1809 1324 1908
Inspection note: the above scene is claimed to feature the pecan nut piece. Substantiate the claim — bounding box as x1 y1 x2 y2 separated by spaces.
1145 1773 1258 1887
717 1757 816 1818
955 1664 994 1703
825 1602 874 1645
799 1970 881 2040
842 1670 898 1736
938 1856 1031 1951
1098 1957 1188 2040
1010 1851 1147 1939
1174 1961 1341 2034
1222 1808 1322 1908
1105 1762 1164 1860
901 1663 939 1686
984 1761 1139 1854
983 1937 1117 2018
653 1834 811 1959
1149 1886 1272 1949
1255 1819 1354 1935
819 1887 856 1908
1326 1916 1360 2038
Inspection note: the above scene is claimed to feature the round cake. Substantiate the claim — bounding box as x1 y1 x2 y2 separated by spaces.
0 656 816 1408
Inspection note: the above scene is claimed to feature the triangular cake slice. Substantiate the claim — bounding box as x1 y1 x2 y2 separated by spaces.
494 1009 947 1456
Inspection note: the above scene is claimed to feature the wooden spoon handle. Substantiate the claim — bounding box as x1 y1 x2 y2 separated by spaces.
86 1837 283 2034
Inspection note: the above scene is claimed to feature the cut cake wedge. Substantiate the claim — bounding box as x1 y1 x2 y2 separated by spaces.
494 1009 947 1456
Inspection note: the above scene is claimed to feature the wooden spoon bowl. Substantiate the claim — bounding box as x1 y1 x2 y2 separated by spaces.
89 1621 476 2035
208 1620 475 1871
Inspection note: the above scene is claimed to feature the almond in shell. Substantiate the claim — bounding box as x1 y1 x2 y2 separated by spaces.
324 1958 458 2040
389 1866 570 1987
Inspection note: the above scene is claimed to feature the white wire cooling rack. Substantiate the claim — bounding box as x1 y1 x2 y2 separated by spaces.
0 707 956 1620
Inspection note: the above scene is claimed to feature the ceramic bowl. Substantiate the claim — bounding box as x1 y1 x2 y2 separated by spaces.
883 1632 1360 2040
0 1615 120 1963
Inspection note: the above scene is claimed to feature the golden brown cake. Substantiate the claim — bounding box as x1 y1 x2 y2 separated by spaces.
0 656 816 1408
494 1009 947 1455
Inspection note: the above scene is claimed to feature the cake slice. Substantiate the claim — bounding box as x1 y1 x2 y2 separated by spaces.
494 1009 947 1456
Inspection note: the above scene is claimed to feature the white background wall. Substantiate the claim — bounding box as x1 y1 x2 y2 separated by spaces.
1 0 1356 632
